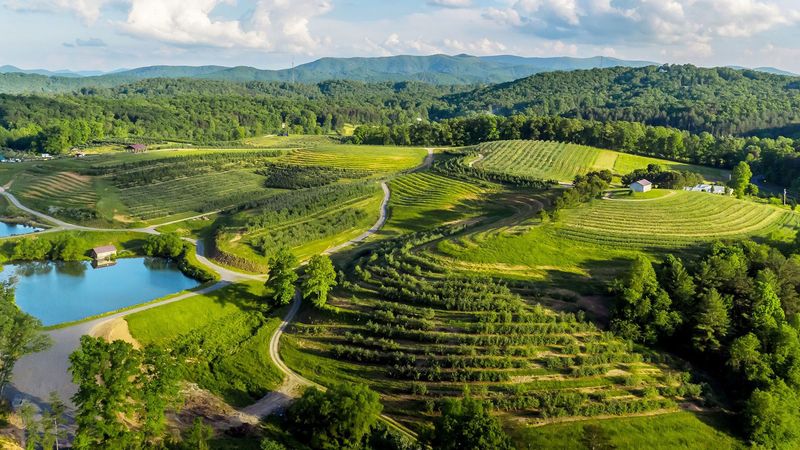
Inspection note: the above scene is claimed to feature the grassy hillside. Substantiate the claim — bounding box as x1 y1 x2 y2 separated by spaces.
386 172 493 233
283 229 701 434
437 190 798 291
473 140 729 182
127 281 284 406
514 411 742 449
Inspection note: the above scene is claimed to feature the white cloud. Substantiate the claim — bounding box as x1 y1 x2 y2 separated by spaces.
116 0 331 52
482 0 799 59
443 38 508 55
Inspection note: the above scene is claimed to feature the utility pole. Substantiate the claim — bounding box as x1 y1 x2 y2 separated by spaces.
784 188 788 206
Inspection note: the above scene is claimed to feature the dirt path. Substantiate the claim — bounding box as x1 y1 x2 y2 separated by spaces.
416 148 434 171
322 182 389 255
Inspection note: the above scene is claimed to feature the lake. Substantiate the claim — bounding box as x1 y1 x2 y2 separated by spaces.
0 221 42 237
0 257 200 326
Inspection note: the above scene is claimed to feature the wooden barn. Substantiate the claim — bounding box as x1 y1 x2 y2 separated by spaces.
91 245 117 262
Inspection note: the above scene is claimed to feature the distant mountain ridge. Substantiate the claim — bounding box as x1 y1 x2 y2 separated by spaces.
0 54 657 89
1 55 797 95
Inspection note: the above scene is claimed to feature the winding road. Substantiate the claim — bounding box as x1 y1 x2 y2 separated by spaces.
6 179 399 423
5 149 432 440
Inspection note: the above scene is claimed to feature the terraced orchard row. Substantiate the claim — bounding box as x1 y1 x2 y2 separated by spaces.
559 190 800 249
473 140 728 182
283 229 700 431
388 172 491 232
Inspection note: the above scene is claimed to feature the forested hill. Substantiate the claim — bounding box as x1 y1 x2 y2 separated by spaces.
0 54 655 93
442 64 800 136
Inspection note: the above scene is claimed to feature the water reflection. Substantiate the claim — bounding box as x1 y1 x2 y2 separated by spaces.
0 257 199 326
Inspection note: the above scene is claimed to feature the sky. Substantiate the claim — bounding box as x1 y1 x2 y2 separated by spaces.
0 0 799 73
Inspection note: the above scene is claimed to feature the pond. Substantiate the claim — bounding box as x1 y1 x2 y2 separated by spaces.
0 257 200 326
0 221 42 237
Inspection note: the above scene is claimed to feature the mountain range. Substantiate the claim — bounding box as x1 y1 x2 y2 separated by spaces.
0 54 796 95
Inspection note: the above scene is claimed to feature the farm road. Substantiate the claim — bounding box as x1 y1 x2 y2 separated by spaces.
8 179 393 419
243 182 418 441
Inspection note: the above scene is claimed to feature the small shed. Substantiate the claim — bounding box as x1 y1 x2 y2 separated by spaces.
630 179 653 193
91 245 117 261
126 144 147 153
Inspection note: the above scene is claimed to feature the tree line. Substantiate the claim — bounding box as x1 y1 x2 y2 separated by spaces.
354 114 800 192
611 240 800 447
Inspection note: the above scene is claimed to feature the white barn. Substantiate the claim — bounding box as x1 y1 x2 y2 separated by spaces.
630 179 652 193
684 184 728 195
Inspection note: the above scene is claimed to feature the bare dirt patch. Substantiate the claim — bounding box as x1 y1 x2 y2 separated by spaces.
91 318 142 349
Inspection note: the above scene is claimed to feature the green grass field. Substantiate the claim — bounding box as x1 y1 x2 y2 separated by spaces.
559 190 798 249
127 281 284 406
436 190 799 290
276 145 428 172
474 140 729 182
512 411 743 449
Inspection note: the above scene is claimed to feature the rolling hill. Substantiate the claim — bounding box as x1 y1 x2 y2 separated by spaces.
0 54 656 93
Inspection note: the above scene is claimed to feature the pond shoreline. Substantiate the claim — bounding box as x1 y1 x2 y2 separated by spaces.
1 257 201 326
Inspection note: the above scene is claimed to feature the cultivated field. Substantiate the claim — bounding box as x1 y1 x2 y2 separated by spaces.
387 172 491 233
277 145 428 172
559 190 799 249
120 170 283 221
283 231 699 432
473 140 729 182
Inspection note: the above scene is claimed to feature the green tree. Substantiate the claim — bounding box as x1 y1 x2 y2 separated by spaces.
260 438 287 450
19 401 41 450
659 255 695 316
41 392 68 450
428 395 513 450
287 383 383 449
610 255 681 344
182 418 213 450
581 424 615 450
692 288 730 353
70 336 142 449
138 345 181 445
751 270 785 331
729 333 773 386
266 248 298 306
302 254 337 308
745 380 800 448
0 282 51 397
729 161 752 198
142 233 184 259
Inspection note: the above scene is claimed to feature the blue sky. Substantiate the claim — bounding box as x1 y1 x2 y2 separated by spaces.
1 0 799 73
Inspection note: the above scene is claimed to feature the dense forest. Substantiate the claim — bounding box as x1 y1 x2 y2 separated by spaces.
3 65 800 157
0 79 457 152
443 65 800 135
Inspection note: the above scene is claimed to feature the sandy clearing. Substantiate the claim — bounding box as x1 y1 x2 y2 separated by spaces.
90 318 141 349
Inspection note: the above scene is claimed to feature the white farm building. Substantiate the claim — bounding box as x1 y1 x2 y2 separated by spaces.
684 184 729 195
629 179 652 193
